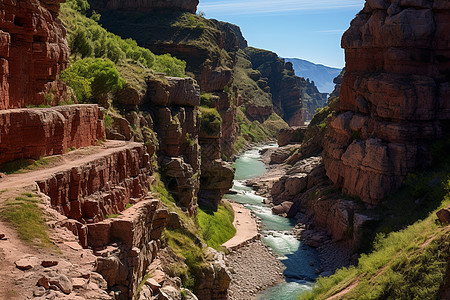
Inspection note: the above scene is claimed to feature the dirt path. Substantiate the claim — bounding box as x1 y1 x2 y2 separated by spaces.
0 140 136 191
222 202 259 251
0 140 137 299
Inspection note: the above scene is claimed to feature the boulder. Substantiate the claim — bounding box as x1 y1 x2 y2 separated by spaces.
437 206 450 224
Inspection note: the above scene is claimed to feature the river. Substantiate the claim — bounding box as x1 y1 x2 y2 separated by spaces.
226 144 319 300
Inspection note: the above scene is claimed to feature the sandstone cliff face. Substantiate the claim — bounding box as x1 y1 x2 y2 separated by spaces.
36 142 168 298
145 76 201 216
244 48 304 126
0 0 70 109
323 0 450 204
90 0 199 13
0 105 105 166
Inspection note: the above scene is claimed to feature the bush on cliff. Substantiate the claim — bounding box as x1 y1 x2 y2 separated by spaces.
61 2 186 77
60 58 125 103
199 106 222 137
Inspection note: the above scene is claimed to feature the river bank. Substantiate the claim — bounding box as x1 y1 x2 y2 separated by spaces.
223 143 354 299
247 146 353 275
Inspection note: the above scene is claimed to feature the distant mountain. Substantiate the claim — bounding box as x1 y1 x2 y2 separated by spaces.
284 58 342 94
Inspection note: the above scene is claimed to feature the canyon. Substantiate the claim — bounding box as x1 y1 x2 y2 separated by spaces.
0 0 449 299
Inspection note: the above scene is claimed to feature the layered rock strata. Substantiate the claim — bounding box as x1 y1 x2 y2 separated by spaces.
36 142 152 223
36 142 169 298
244 48 304 126
323 0 450 204
198 107 234 211
0 105 105 166
146 76 201 215
0 0 69 109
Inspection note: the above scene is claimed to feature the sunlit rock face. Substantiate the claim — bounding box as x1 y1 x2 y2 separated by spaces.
0 0 70 109
323 0 450 204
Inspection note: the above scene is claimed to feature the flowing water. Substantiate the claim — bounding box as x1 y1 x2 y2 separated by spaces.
226 144 318 300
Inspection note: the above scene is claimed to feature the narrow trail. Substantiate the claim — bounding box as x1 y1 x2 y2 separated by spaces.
0 140 136 191
0 140 138 299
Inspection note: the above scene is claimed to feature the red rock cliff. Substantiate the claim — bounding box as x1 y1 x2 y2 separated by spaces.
323 0 450 204
0 0 69 109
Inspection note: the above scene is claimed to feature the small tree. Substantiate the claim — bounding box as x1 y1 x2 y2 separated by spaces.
69 29 93 59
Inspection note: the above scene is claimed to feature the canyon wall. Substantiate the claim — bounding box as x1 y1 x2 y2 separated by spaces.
0 0 70 109
146 76 202 215
323 0 450 204
0 105 105 166
244 48 304 126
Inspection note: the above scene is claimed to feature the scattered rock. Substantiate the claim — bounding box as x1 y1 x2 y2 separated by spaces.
49 274 73 294
72 278 87 289
437 206 450 224
15 256 39 271
145 278 161 292
33 287 46 297
41 260 58 268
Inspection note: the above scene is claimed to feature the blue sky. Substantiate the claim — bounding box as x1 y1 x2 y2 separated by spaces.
197 0 366 68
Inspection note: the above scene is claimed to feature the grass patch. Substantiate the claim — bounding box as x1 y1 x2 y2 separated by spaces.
197 201 236 250
0 193 52 247
163 228 208 290
126 203 133 209
0 157 52 175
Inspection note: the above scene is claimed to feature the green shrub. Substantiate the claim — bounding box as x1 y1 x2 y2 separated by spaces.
199 106 222 137
61 3 186 76
60 58 124 103
69 29 93 58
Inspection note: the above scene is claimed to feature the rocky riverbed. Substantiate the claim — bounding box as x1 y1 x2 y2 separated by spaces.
226 240 285 300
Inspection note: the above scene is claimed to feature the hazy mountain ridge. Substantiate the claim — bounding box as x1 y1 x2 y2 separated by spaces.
285 58 341 94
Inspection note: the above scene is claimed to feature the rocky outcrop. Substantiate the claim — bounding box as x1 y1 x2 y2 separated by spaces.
0 105 105 166
91 198 168 298
198 106 234 210
0 0 70 109
36 141 169 298
89 0 199 13
146 76 201 216
244 48 304 126
36 142 152 223
277 126 307 147
195 248 231 300
323 1 450 204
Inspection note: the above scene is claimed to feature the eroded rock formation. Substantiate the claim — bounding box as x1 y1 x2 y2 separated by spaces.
244 48 304 126
146 76 202 215
323 0 450 204
0 0 70 109
36 142 169 298
0 105 105 166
